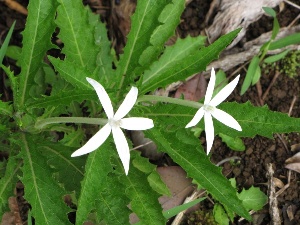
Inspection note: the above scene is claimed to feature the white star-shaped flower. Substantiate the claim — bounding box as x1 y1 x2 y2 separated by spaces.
71 77 154 175
186 68 242 154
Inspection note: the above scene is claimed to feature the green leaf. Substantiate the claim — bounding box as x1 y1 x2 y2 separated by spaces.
59 129 85 148
229 178 237 189
240 56 259 95
17 0 57 108
213 203 229 225
134 198 206 225
238 186 267 211
5 45 21 61
163 198 205 219
55 0 100 72
95 177 131 225
219 133 245 151
269 33 300 50
262 7 279 40
0 160 6 178
141 29 240 94
145 128 251 220
38 141 85 193
49 57 94 90
264 49 290 63
0 156 21 217
141 35 205 94
115 0 171 93
26 90 96 109
19 134 71 224
136 101 300 139
0 100 12 117
217 102 300 138
138 0 185 73
93 16 115 84
132 151 170 196
0 21 15 64
263 7 276 17
120 160 166 225
272 17 280 40
1 65 17 98
251 64 261 85
75 141 114 225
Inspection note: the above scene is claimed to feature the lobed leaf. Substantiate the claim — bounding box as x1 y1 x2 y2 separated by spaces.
238 186 267 211
217 102 300 138
59 129 85 148
135 101 300 139
75 140 114 225
141 29 240 94
38 141 85 194
0 100 13 117
95 177 131 225
137 0 185 74
17 0 57 108
1 66 17 99
92 13 115 84
19 134 71 224
120 159 166 225
55 0 100 72
115 0 171 94
213 203 230 225
49 57 94 90
95 151 168 224
0 156 21 218
145 128 251 220
26 90 96 109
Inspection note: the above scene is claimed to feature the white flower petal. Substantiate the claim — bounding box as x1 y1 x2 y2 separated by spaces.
112 127 130 175
185 107 205 128
86 77 114 118
204 112 214 155
71 123 111 157
204 68 216 105
211 108 242 131
114 87 138 120
209 75 240 107
120 118 154 130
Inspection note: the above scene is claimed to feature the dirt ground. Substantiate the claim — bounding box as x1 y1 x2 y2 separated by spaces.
1 0 300 224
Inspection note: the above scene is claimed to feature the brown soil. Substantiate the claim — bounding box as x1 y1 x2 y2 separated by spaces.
1 0 300 224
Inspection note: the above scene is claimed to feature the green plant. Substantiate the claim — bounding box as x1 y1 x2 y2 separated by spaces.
213 178 267 224
0 1 300 224
240 7 300 95
279 50 300 77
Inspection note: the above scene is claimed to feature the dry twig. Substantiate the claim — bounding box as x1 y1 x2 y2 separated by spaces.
267 163 282 225
2 0 27 15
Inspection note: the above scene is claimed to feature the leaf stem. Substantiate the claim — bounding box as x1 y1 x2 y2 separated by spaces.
35 117 107 129
137 95 203 109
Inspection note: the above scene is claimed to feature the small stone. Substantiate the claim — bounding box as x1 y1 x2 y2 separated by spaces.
233 167 241 176
246 147 253 155
268 145 276 152
243 171 250 177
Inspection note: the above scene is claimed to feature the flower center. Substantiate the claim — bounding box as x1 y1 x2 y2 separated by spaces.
108 118 121 128
203 104 215 113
